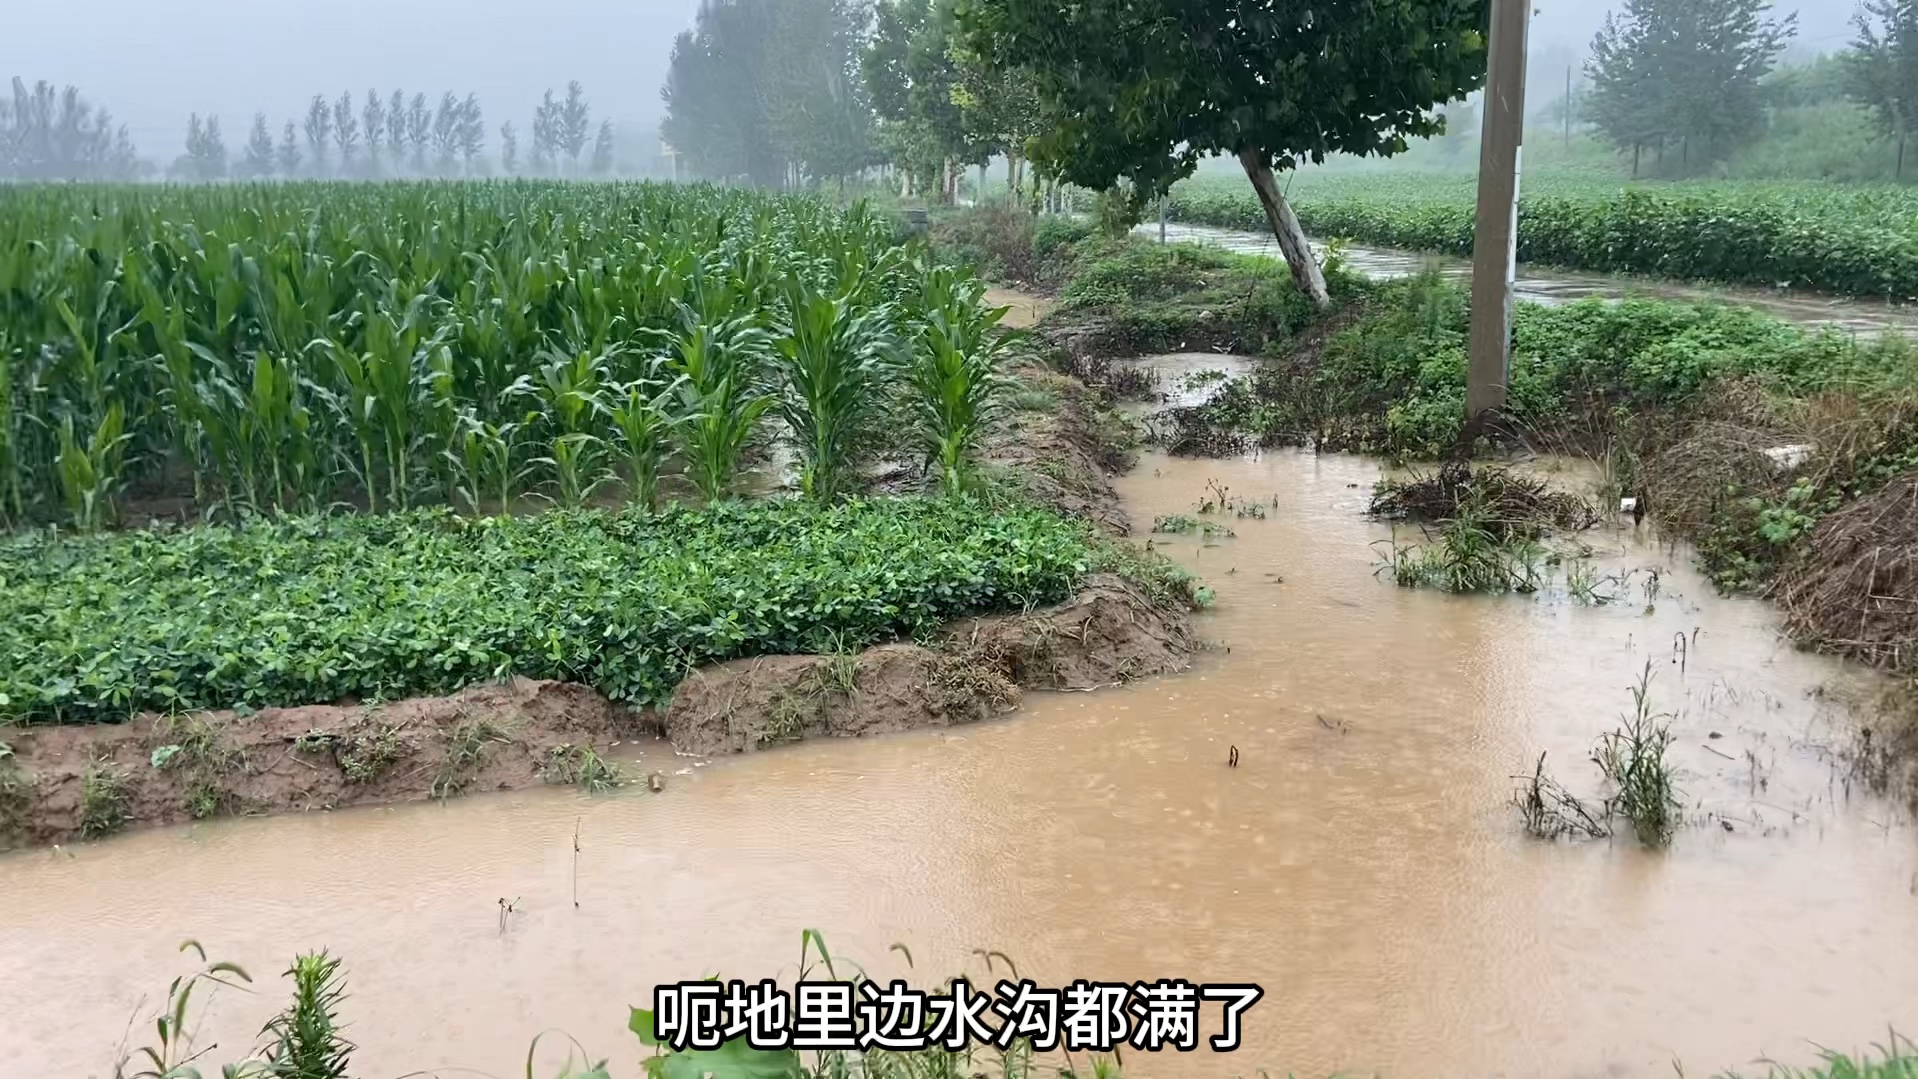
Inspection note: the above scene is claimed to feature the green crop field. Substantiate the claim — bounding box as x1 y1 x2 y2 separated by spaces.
1165 172 1918 300
0 180 1017 529
0 180 1120 724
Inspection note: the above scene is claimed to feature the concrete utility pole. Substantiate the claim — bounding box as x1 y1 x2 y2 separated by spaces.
1464 0 1532 430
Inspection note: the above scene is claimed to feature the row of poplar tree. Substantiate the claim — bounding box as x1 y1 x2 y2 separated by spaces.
174 83 621 180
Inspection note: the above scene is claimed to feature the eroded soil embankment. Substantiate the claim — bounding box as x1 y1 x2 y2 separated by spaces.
0 360 1194 849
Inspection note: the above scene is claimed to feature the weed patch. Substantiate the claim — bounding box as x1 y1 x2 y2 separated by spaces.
541 744 623 793
79 760 129 839
432 717 512 799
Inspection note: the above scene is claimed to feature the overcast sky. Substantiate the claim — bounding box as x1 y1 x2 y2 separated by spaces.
1 0 1860 161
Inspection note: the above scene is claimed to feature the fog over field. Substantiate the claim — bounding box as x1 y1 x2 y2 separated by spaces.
0 0 1855 157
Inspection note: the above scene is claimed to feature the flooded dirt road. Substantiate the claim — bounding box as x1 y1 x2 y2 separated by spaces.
5 439 1917 1078
1145 221 1918 339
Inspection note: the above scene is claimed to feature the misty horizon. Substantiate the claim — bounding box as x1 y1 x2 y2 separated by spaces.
1 0 1860 167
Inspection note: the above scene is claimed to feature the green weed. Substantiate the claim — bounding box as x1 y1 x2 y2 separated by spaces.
1595 663 1682 847
259 951 355 1079
79 760 129 839
432 717 512 799
541 744 623 793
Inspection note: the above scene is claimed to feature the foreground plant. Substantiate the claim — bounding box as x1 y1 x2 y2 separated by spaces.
667 308 775 503
909 267 1011 495
774 286 897 502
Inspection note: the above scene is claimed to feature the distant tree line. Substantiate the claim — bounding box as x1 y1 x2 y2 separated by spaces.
0 78 140 180
1585 0 1918 179
174 83 620 181
660 0 1045 203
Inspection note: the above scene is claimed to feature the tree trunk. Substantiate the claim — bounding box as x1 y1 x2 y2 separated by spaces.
1899 133 1907 182
1632 143 1641 179
1237 150 1331 310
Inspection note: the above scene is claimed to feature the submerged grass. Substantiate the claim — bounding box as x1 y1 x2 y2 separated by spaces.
1596 663 1682 847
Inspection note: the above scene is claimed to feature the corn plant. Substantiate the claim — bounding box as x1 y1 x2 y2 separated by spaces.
908 268 1011 495
774 286 897 501
607 368 683 511
666 307 775 503
0 181 930 527
55 401 128 531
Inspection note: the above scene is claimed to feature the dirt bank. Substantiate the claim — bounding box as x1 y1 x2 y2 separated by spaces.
0 347 1197 850
0 678 644 849
664 572 1192 755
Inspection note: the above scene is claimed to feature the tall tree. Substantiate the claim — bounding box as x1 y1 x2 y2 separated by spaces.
500 120 519 175
591 119 616 174
333 90 361 175
243 112 276 177
181 113 228 180
457 93 486 172
432 92 461 170
765 0 877 184
387 89 408 170
950 23 1041 194
302 94 332 175
664 0 858 187
1848 0 1918 179
362 89 387 175
862 0 975 201
532 89 560 174
406 92 431 172
1585 0 1794 171
277 120 302 176
560 81 592 171
1 78 139 180
954 0 1489 308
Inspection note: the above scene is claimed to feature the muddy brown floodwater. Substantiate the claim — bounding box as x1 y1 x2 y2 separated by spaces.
5 425 1918 1078
1144 221 1918 339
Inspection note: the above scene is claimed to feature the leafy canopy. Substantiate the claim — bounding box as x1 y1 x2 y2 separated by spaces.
951 0 1490 201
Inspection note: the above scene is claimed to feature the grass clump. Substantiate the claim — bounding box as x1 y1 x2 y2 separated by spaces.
151 712 243 819
541 744 623 793
336 720 412 785
0 498 1097 723
79 759 129 839
0 736 30 844
1371 462 1598 536
1511 663 1681 848
432 718 512 799
1596 663 1681 847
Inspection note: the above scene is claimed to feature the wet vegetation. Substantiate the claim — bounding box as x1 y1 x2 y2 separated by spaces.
0 498 1098 723
0 182 1014 529
1165 171 1918 299
1513 664 1682 848
110 932 1916 1079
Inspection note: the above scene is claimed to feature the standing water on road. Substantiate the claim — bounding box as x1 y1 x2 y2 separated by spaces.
1146 221 1918 340
4 446 1916 1078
